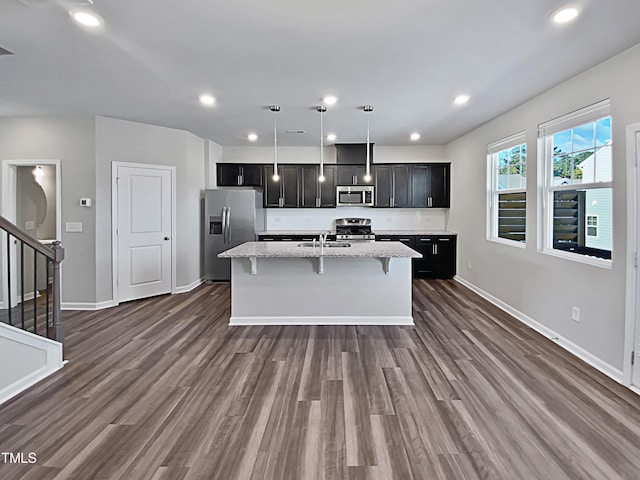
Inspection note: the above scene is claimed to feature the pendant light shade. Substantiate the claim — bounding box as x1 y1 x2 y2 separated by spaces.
270 105 280 181
363 105 373 182
317 105 326 182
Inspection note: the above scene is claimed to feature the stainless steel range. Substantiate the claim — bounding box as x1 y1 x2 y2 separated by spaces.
335 218 375 242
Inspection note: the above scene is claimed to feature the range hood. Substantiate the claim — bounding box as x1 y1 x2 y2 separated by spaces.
335 143 374 165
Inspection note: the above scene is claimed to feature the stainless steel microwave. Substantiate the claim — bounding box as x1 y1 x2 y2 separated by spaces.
336 185 374 207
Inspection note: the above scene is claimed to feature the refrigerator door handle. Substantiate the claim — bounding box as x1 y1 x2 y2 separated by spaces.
222 207 229 244
227 207 232 244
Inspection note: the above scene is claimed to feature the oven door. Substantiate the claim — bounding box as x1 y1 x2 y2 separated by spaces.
337 189 365 206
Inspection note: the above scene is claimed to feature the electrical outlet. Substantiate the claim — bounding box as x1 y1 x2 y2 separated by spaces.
467 260 472 270
571 306 580 322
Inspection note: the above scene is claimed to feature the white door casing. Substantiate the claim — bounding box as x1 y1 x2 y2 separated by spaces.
114 163 174 303
1 160 62 310
630 129 640 388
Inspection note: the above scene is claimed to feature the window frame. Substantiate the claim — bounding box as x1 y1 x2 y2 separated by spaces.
538 100 612 268
487 131 527 248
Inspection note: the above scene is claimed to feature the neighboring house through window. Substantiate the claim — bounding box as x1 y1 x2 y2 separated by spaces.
538 100 612 265
487 132 527 246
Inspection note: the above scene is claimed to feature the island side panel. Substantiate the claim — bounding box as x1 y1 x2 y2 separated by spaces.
228 256 413 325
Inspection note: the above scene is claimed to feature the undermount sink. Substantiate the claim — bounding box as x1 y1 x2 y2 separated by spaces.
297 242 351 248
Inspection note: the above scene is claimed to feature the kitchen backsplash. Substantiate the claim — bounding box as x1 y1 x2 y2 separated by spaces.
265 207 448 231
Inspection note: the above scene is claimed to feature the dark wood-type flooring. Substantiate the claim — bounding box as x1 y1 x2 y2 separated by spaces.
1 280 640 479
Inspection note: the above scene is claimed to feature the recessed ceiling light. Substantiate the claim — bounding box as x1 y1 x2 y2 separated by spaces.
199 94 216 106
247 133 258 142
322 95 338 106
453 94 470 106
410 132 421 141
70 10 102 27
551 6 582 25
326 133 337 142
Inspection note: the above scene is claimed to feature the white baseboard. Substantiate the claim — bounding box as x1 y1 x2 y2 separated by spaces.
175 277 205 294
229 315 415 326
61 300 117 311
61 280 204 311
454 275 624 385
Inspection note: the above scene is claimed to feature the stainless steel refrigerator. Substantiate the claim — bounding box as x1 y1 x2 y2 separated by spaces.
204 189 264 281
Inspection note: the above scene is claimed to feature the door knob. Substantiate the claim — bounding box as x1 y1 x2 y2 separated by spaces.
164 236 171 241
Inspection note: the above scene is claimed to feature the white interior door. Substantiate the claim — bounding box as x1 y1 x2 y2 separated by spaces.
116 165 172 303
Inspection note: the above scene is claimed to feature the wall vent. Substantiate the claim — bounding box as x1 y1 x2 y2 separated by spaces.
286 130 306 134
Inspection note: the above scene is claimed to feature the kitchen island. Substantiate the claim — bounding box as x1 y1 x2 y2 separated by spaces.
218 241 422 326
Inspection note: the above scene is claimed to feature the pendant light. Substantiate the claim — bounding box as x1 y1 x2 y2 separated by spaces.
317 105 326 182
364 105 373 182
270 105 280 181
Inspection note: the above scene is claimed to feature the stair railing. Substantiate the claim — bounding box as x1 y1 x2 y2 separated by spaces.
0 214 64 343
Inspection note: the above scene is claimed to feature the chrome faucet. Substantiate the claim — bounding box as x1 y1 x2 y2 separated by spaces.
319 231 330 245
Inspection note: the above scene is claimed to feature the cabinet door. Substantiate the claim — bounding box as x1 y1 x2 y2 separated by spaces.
241 164 263 187
429 163 450 207
392 165 410 207
319 165 337 207
433 236 456 278
281 165 300 208
263 165 282 207
337 165 357 186
414 236 436 277
217 164 241 186
337 165 370 185
374 165 392 207
356 165 372 185
300 165 319 208
410 165 429 208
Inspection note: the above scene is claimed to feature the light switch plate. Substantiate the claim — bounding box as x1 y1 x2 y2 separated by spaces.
25 220 35 230
65 222 83 233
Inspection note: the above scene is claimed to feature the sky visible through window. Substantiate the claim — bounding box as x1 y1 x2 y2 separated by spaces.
552 117 611 185
553 117 611 153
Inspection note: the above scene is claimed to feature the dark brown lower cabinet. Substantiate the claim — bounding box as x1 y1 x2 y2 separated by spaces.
413 235 456 278
377 234 456 279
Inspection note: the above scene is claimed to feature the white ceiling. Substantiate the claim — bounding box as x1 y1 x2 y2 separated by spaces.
1 0 640 146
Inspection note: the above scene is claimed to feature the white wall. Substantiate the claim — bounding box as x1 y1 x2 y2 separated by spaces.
447 43 640 372
95 116 209 301
205 140 224 188
222 145 447 165
0 323 63 405
265 208 447 232
0 116 97 304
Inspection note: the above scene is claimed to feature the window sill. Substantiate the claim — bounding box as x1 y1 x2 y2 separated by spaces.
488 237 526 249
540 248 612 269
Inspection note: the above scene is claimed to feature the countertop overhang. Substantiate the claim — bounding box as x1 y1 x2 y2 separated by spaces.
218 241 422 259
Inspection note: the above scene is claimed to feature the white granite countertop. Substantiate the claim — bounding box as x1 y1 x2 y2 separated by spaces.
218 241 422 259
376 230 458 235
257 231 331 236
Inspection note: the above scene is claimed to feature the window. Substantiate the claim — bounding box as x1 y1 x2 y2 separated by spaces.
587 215 598 237
539 100 612 265
487 132 527 246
